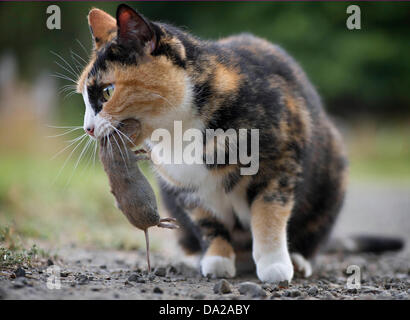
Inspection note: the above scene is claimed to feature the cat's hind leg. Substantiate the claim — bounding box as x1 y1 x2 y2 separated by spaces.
291 253 312 278
192 207 236 278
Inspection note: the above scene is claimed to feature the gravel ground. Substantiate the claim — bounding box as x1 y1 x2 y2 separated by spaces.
0 248 409 300
0 182 409 300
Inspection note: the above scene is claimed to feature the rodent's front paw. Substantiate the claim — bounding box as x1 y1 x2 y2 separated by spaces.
200 255 236 278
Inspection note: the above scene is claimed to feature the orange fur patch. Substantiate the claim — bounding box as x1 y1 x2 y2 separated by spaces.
213 63 241 94
100 57 186 131
205 236 235 259
88 9 117 50
250 196 293 251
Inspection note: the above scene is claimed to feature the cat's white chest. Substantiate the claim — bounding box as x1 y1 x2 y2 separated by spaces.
151 157 251 229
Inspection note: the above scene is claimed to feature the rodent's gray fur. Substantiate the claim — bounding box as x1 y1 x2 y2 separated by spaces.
98 119 160 231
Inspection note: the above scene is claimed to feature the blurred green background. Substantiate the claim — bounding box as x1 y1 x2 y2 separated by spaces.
0 2 409 264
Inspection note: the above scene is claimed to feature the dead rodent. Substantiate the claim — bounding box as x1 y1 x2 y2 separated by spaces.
98 119 178 271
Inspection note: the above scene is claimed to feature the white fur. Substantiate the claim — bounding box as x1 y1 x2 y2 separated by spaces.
82 85 94 131
200 255 236 278
291 253 312 278
253 233 294 283
82 84 111 139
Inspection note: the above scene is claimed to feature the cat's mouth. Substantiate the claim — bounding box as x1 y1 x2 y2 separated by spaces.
98 128 147 155
95 118 147 154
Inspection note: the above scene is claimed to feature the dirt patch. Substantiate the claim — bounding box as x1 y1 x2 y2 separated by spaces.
0 246 408 300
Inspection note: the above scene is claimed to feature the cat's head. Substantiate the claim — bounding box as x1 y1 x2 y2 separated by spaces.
77 4 190 143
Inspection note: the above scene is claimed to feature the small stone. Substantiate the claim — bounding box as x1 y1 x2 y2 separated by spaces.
278 280 289 288
76 275 90 285
100 265 107 269
213 279 232 294
153 287 163 294
282 290 291 297
192 293 205 299
127 274 140 282
60 271 70 278
308 286 319 296
262 283 273 292
14 267 26 278
47 259 54 266
290 290 301 297
271 292 282 298
13 278 26 289
238 282 266 298
0 287 7 299
167 266 177 274
148 274 156 281
395 292 408 299
154 267 166 277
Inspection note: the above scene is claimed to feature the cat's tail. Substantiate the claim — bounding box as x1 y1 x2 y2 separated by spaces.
324 234 405 254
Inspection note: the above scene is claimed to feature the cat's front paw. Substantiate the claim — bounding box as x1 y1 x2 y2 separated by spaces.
200 255 236 278
256 256 294 283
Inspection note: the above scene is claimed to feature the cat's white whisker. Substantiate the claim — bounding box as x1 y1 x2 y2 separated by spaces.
108 124 132 160
93 139 98 166
76 39 89 58
113 123 137 148
65 133 88 144
52 134 88 184
51 50 80 79
78 137 96 177
115 129 130 161
46 127 83 138
70 49 87 66
70 50 84 73
50 133 86 160
46 125 83 129
111 133 129 173
67 136 93 185
51 73 77 85
53 60 78 81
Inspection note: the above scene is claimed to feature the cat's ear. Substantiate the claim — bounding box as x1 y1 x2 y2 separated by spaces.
88 8 117 50
116 4 156 53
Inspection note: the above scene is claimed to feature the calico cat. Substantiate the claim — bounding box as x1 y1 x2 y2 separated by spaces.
77 4 348 283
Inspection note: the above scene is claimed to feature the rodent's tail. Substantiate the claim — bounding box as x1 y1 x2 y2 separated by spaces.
324 234 405 254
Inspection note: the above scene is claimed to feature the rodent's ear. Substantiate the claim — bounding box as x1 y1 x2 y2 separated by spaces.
116 4 156 53
88 8 117 50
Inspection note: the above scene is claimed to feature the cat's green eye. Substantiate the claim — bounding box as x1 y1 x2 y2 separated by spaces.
102 84 115 102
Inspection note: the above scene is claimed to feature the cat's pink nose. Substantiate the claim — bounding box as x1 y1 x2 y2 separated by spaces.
85 127 95 137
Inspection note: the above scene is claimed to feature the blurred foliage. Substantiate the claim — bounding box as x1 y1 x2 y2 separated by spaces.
0 1 409 117
0 226 49 270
